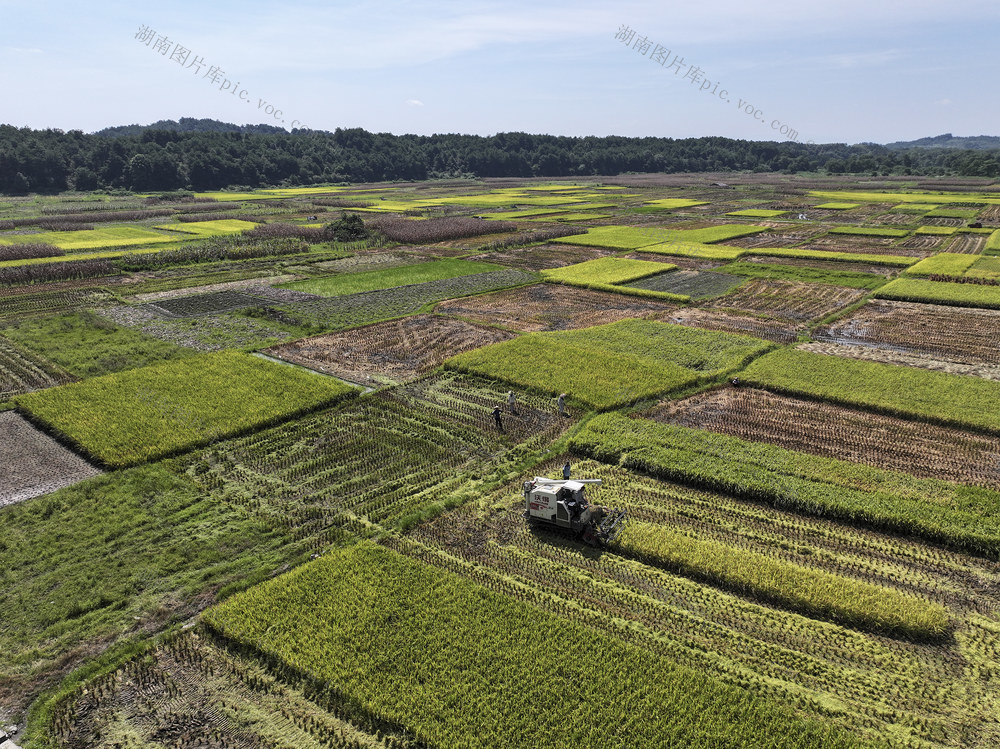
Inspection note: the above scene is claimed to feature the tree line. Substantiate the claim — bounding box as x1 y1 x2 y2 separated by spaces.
2 121 1000 194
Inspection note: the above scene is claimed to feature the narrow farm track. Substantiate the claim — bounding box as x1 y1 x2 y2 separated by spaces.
651 387 1000 488
404 458 1000 749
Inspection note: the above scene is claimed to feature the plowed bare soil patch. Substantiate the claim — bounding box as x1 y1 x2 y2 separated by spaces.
265 314 516 386
649 386 1000 488
475 242 618 270
815 299 1000 365
0 412 101 506
435 283 677 332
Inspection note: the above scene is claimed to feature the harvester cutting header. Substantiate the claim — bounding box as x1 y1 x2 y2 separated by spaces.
523 477 626 547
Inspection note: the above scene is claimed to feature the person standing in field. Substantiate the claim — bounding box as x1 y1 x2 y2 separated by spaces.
492 405 504 432
507 390 518 416
557 393 568 417
563 461 571 480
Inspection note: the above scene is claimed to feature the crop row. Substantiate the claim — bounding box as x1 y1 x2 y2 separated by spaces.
0 335 74 400
616 521 949 638
739 347 1000 434
204 542 862 749
570 412 1000 555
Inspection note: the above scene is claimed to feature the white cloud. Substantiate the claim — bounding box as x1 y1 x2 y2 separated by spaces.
405 99 425 107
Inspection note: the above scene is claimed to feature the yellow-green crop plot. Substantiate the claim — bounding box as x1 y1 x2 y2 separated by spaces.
811 190 1000 206
154 219 258 236
542 257 671 286
752 247 918 267
726 209 787 218
914 226 957 236
903 253 978 277
892 203 941 212
483 208 567 220
548 213 613 222
14 351 357 468
642 198 709 210
639 242 747 261
0 226 180 251
813 203 860 210
0 246 166 269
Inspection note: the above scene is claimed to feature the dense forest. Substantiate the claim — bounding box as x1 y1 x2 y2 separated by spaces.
2 119 1000 194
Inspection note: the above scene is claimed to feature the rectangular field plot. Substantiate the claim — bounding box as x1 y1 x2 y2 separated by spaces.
265 314 517 386
274 268 538 331
666 307 804 343
187 374 570 530
739 347 1000 435
0 335 74 399
145 290 268 317
0 288 115 321
0 226 180 251
434 283 677 332
407 457 1000 746
652 386 1000 488
623 269 745 298
445 319 774 410
541 257 669 285
705 278 866 322
0 412 101 506
875 277 1000 309
15 351 357 468
281 258 505 297
473 242 620 271
205 542 860 749
815 299 1000 365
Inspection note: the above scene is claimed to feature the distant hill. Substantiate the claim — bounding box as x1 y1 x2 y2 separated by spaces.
94 117 292 137
884 133 1000 151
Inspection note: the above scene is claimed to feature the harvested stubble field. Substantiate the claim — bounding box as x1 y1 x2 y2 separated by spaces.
406 457 1000 748
623 269 745 298
651 387 1000 488
0 334 75 399
798 341 1000 381
265 314 517 386
146 289 270 317
434 282 677 331
51 629 403 749
815 299 1000 365
473 242 619 270
186 373 570 534
99 304 297 351
666 307 804 343
0 411 101 506
273 268 537 331
947 234 988 254
0 288 114 321
705 278 866 321
737 255 899 276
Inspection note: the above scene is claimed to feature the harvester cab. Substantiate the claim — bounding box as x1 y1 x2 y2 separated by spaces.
523 477 626 547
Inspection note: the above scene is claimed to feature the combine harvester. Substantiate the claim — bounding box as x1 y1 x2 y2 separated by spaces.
523 477 626 547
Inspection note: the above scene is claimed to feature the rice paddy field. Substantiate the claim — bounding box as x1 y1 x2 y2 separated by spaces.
5 175 1000 749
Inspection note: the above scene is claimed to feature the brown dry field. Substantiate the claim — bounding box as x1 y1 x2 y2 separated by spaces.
649 386 1000 488
736 255 899 276
704 278 866 322
0 412 101 507
664 307 803 343
945 234 987 254
798 342 1000 381
265 313 516 386
814 299 1000 365
434 283 677 332
474 242 618 270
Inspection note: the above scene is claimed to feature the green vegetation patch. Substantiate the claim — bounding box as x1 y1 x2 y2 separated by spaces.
740 348 1000 434
726 209 787 218
641 198 709 209
925 208 981 219
968 255 1000 279
153 219 258 236
542 257 671 285
986 230 1000 254
752 247 918 266
205 542 861 749
903 253 978 277
719 262 888 290
875 278 1000 309
811 190 1000 205
1 311 197 378
0 464 305 712
571 412 1000 556
282 258 505 297
638 241 747 260
0 226 180 251
15 351 357 467
827 226 910 238
553 224 765 251
892 203 941 212
813 203 860 210
445 319 774 410
914 226 957 236
617 521 949 638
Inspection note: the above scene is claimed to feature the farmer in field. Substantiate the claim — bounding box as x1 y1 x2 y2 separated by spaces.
492 405 504 432
557 393 568 417
563 461 571 480
507 390 518 416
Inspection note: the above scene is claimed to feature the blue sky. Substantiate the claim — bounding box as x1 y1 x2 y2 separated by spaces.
1 0 996 144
